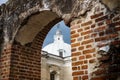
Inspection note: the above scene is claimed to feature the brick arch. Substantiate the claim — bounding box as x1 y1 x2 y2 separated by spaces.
14 10 61 46
31 18 62 50
0 10 63 80
13 20 63 80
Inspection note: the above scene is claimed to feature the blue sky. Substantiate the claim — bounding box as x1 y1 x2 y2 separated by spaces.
0 0 8 5
42 21 71 48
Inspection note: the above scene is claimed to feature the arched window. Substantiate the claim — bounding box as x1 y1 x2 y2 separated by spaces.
50 71 56 80
58 49 64 57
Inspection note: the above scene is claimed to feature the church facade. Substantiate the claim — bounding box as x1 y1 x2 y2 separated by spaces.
41 28 72 80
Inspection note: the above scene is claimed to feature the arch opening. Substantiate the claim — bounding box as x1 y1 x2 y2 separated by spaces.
7 10 65 80
41 21 72 80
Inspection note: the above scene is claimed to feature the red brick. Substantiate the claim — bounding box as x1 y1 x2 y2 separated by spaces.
78 46 84 50
81 30 92 36
72 61 84 66
73 77 79 80
72 43 80 47
83 48 95 54
91 24 96 28
79 56 85 60
82 39 94 45
91 12 104 19
94 26 106 32
95 36 109 42
95 15 108 22
72 71 84 76
72 48 77 52
77 28 83 32
72 67 77 70
72 57 77 61
1 45 41 80
72 52 81 56
89 59 96 63
71 39 76 43
98 21 104 26
81 65 88 69
84 60 88 64
86 45 92 48
71 30 76 34
109 33 118 38
71 33 79 38
84 35 90 39
86 54 92 59
85 70 88 74
82 75 88 79
93 54 96 57
84 26 90 30
81 21 92 26
106 19 112 24
91 33 98 37
95 34 118 42
78 66 81 70
99 31 104 36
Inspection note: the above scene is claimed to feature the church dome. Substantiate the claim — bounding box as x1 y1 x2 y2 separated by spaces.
42 28 71 57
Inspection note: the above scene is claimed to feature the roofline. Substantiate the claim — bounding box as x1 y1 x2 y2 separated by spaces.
41 50 71 59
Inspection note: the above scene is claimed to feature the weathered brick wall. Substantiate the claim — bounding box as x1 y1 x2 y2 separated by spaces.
71 2 120 80
0 45 11 80
71 19 96 80
9 45 41 80
0 16 61 79
0 39 42 80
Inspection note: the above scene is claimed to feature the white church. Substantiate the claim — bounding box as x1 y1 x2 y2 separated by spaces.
41 26 73 80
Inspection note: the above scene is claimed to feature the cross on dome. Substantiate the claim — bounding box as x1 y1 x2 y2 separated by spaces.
56 24 62 35
54 24 63 42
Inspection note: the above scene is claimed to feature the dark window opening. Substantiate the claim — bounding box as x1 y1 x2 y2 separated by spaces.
59 51 63 57
58 38 60 40
50 71 56 80
58 49 64 57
